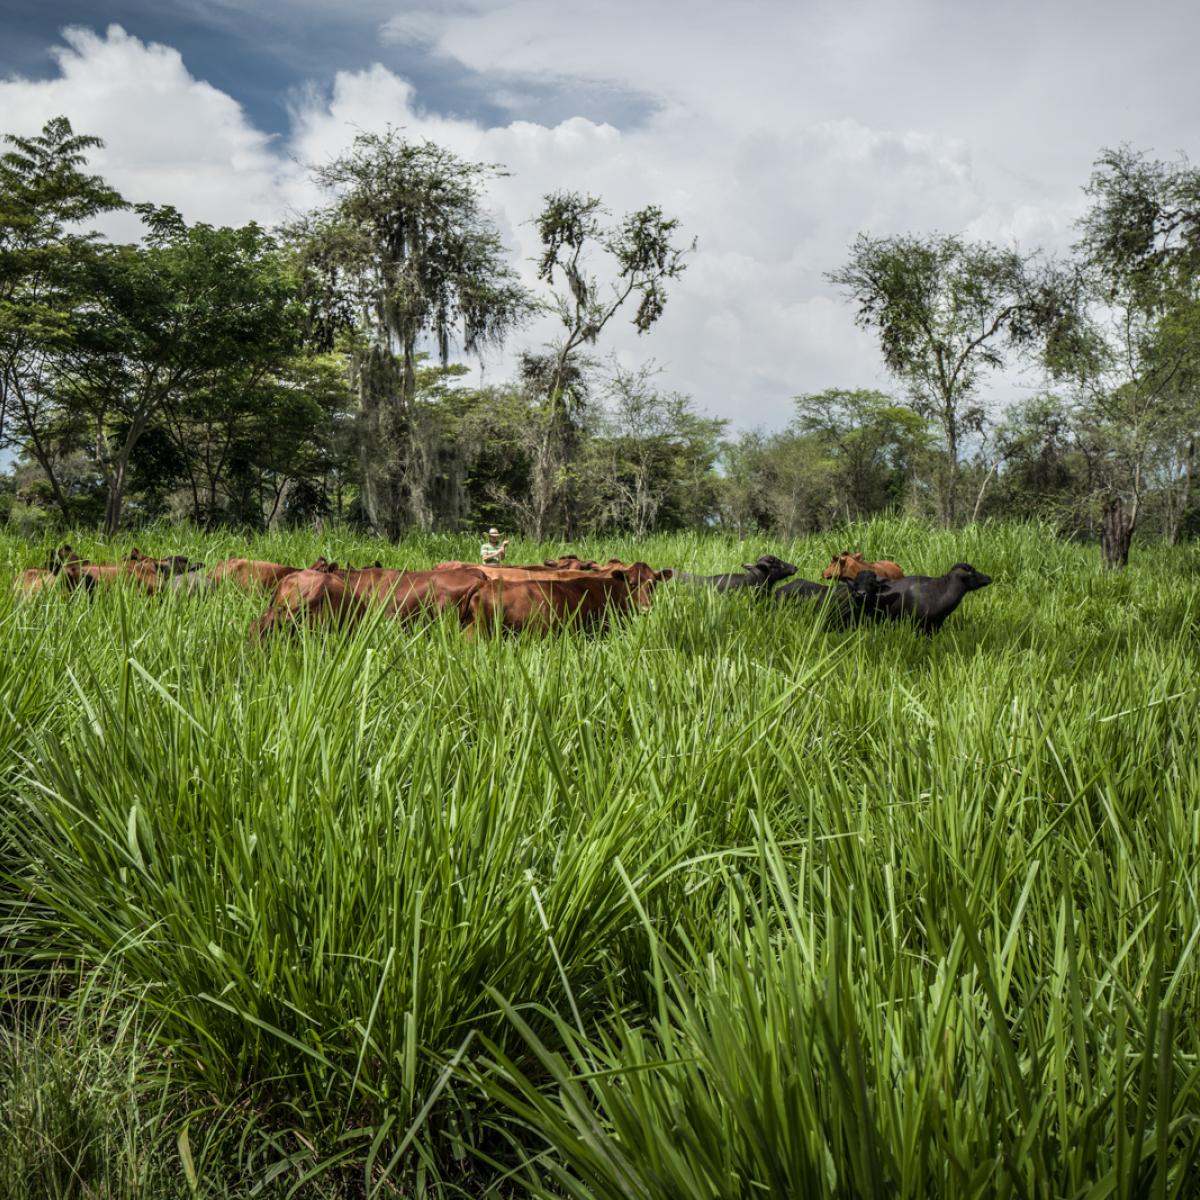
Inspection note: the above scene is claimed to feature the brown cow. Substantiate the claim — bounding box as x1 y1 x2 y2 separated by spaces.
341 567 487 622
251 566 487 640
14 544 95 599
432 556 627 574
77 548 202 594
13 545 81 596
13 565 89 599
821 551 904 581
210 558 301 592
249 569 367 641
433 559 550 574
77 548 155 592
432 560 638 583
465 562 668 638
13 569 55 599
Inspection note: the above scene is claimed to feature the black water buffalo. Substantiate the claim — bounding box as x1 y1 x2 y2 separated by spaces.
674 553 797 593
872 562 991 633
775 569 884 627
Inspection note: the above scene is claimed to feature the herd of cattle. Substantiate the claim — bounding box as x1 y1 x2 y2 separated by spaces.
14 545 991 638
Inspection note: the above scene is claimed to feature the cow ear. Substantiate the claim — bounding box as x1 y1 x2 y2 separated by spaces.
741 562 757 572
657 568 674 581
610 569 628 581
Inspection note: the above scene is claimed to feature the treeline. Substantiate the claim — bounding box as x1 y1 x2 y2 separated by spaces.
2 118 1197 564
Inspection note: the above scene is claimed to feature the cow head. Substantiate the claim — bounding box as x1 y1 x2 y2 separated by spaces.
845 568 884 602
159 555 198 576
823 551 867 580
948 562 991 591
47 544 85 573
744 554 797 585
610 561 668 610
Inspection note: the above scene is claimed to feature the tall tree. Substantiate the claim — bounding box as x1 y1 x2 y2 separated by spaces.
528 192 692 537
0 116 125 523
828 233 1050 524
64 206 296 533
1050 148 1200 566
286 130 531 537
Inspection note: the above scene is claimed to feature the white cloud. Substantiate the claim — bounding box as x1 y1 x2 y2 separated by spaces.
0 25 282 235
283 64 980 422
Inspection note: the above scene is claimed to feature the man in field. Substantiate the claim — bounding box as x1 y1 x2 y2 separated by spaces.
481 527 509 564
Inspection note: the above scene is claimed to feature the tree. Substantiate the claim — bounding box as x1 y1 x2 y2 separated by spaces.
580 361 724 535
61 207 298 533
166 351 354 529
528 192 692 537
0 116 125 523
978 394 1089 530
828 233 1051 525
791 388 930 521
1049 148 1200 566
718 429 839 537
286 130 531 537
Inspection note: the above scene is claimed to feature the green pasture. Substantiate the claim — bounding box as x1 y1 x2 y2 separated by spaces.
0 519 1198 1198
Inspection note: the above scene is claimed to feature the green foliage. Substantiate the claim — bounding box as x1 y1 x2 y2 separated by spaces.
528 191 692 537
792 388 932 519
718 428 841 535
1077 146 1200 306
580 362 725 535
0 116 126 522
0 521 1197 1195
285 128 533 537
828 234 1051 524
1043 149 1200 563
54 206 302 533
985 393 1091 532
0 985 195 1200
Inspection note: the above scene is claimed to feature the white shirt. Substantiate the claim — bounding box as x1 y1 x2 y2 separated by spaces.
481 541 506 563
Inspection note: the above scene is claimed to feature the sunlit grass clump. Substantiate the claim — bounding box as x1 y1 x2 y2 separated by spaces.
1 519 1198 1197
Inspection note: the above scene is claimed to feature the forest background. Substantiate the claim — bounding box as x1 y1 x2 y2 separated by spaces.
3 115 1198 568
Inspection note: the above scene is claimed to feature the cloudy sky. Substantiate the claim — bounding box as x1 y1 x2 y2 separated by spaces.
1 0 1196 430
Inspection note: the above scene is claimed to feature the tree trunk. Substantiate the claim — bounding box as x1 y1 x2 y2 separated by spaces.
1100 497 1134 569
103 408 152 535
354 344 410 540
10 383 73 526
943 415 958 526
103 466 126 536
530 415 559 541
1165 439 1194 547
971 459 1001 524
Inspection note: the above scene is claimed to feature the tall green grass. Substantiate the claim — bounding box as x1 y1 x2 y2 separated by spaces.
1 520 1198 1196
